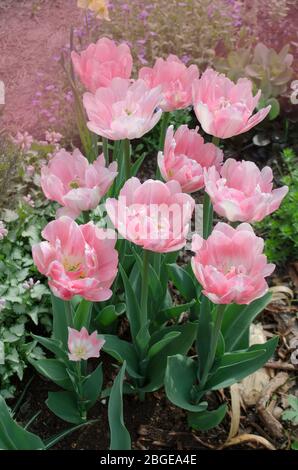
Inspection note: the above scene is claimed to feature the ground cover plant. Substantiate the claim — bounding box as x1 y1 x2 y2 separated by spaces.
0 0 297 453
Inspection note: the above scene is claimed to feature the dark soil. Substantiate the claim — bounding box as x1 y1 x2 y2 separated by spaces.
13 346 291 451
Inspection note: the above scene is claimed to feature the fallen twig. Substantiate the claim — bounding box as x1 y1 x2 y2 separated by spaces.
227 383 241 441
221 434 276 450
257 372 288 439
192 433 217 449
265 361 295 371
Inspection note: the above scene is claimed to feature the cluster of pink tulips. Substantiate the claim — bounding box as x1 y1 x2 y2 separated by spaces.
29 36 288 448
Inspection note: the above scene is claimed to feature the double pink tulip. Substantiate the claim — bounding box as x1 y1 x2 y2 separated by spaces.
139 54 199 112
41 149 117 218
192 69 271 139
191 223 275 305
106 177 195 253
71 37 133 93
204 159 288 222
83 78 163 140
32 217 118 301
158 125 223 193
68 327 105 362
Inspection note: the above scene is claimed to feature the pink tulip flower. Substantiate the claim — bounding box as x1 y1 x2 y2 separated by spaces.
106 177 195 253
191 223 275 304
204 159 288 222
158 125 223 193
41 149 117 218
83 78 163 140
68 327 105 362
32 216 118 301
192 69 271 138
139 54 199 112
71 37 133 93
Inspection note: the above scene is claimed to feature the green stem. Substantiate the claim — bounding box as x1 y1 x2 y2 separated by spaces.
106 141 120 198
103 137 109 165
140 249 150 327
152 252 161 278
138 250 150 403
198 304 226 392
202 137 220 239
64 301 73 327
158 112 170 150
156 112 170 180
76 362 87 420
203 192 213 239
123 139 131 180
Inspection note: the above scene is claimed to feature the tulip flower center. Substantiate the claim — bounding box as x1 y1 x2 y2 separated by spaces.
222 263 246 278
151 213 170 237
63 260 81 272
62 257 86 278
73 345 87 359
69 180 80 189
218 97 232 109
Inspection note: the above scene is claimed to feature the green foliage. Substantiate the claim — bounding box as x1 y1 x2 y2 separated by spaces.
165 294 276 430
165 355 208 412
102 252 197 394
188 404 227 431
0 139 20 209
0 394 95 449
108 362 131 450
221 293 272 351
46 391 85 425
256 148 298 265
31 332 104 423
0 395 45 450
282 395 298 425
0 198 55 398
291 441 298 450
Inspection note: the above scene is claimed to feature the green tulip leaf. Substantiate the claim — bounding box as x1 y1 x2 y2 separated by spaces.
165 355 208 412
0 396 45 450
108 362 131 450
188 404 227 431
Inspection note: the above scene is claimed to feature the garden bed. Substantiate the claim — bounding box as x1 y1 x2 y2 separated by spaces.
1 0 297 454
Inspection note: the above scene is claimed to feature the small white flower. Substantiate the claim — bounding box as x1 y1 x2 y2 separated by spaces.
0 221 8 240
22 278 40 290
0 298 6 312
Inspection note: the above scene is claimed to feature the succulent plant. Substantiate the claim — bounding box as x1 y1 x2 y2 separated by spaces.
214 48 252 82
215 43 293 98
214 42 294 120
245 43 294 99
